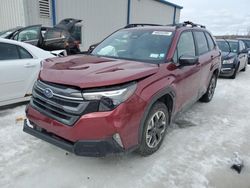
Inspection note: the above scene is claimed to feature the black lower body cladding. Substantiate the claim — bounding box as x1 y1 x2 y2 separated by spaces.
23 119 123 157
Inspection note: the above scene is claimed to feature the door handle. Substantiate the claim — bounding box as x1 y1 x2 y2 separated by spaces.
24 63 36 68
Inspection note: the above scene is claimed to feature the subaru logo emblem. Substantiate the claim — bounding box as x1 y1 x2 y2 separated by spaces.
43 88 54 98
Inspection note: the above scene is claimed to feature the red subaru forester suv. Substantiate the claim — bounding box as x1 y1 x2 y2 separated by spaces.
24 22 221 157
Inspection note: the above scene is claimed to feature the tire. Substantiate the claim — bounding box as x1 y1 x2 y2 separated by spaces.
200 74 217 103
138 102 169 156
241 62 247 72
230 63 239 79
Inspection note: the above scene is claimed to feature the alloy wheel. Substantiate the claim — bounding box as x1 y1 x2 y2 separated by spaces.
208 76 216 100
146 111 167 148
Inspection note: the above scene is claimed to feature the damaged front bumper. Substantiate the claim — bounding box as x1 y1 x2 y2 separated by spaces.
23 119 123 157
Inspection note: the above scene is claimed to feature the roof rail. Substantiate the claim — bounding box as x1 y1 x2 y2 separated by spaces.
166 21 206 28
124 23 163 29
180 21 206 28
123 21 206 30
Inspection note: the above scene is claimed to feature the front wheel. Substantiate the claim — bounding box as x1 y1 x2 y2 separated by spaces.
230 63 239 79
242 62 247 72
200 74 217 103
138 102 169 156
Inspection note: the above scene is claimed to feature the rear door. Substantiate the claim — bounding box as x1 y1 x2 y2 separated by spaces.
194 31 216 95
0 42 40 102
43 28 68 51
238 41 247 69
172 31 202 111
12 25 42 47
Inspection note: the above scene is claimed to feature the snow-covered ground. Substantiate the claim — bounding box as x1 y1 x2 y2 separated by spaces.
1 67 250 188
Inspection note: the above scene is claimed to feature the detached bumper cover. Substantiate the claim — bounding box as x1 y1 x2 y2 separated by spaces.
23 119 123 157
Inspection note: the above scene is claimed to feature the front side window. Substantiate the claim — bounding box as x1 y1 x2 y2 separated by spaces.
194 31 209 55
92 29 174 63
14 27 40 42
175 31 196 62
0 43 19 60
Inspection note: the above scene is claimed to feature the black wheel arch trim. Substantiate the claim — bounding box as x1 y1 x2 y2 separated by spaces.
138 87 176 144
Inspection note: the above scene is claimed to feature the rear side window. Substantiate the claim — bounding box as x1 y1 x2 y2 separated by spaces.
18 46 33 59
205 32 215 50
0 43 19 60
174 31 196 62
194 32 209 55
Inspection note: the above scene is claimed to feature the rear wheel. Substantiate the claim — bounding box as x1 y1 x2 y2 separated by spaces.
200 74 217 103
138 102 169 156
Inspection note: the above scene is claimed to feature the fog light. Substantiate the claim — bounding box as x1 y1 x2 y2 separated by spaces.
26 119 33 128
113 133 123 148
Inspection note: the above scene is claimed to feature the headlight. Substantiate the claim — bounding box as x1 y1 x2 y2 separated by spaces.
82 82 137 111
223 59 234 64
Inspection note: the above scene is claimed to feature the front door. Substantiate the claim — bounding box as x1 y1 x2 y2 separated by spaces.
0 42 39 102
12 25 42 47
171 31 202 112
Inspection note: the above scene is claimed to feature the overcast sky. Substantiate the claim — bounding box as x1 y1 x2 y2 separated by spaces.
170 0 250 35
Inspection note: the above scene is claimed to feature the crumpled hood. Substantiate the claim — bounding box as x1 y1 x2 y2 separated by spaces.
40 55 159 88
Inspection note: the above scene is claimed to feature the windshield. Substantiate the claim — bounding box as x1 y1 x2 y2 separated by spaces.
217 41 238 53
91 29 174 63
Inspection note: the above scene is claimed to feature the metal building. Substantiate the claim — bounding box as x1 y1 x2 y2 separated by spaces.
0 0 182 50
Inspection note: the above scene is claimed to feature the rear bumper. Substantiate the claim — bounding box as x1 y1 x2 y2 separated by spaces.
23 119 123 157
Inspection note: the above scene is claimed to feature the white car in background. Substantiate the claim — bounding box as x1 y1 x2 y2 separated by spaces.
0 38 61 107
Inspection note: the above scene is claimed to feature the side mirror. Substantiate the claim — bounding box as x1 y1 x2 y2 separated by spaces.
179 55 199 66
87 43 100 53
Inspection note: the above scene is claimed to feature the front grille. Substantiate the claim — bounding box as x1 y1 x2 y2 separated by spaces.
30 80 98 126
